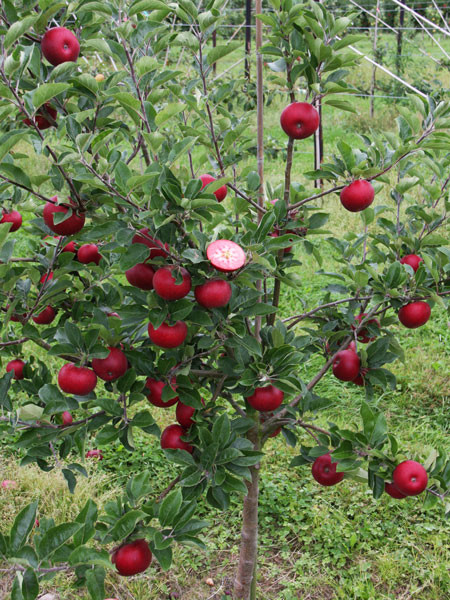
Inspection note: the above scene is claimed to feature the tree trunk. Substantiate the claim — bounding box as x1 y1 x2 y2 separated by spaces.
245 0 251 83
396 3 405 74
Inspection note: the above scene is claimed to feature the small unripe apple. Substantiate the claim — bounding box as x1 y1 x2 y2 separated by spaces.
77 243 102 265
194 279 232 309
199 174 227 202
92 347 128 382
95 73 105 82
58 363 97 396
246 385 284 412
160 424 193 453
311 454 344 486
6 359 25 380
43 198 85 235
112 539 152 576
400 254 423 273
62 411 73 426
0 210 22 232
153 266 192 301
280 102 320 139
340 180 374 212
398 301 431 329
148 321 188 348
392 460 428 496
332 349 360 381
41 27 80 66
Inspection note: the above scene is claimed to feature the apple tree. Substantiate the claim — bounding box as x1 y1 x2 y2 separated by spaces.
0 1 449 599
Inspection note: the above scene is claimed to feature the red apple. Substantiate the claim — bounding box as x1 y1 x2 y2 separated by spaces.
6 359 25 380
153 266 192 301
246 385 284 412
400 254 423 273
398 301 431 329
132 228 169 258
77 243 101 265
280 102 320 139
1 480 17 489
32 306 56 325
384 481 407 499
148 321 188 348
340 180 374 212
85 449 103 460
0 211 22 232
160 424 193 453
58 363 97 396
112 539 152 576
62 411 73 426
332 349 360 381
199 174 227 202
353 313 380 343
206 240 246 272
41 27 80 66
43 198 85 235
145 377 178 408
392 460 428 496
92 347 128 382
312 454 344 486
269 229 293 253
194 279 232 309
175 400 204 428
125 263 155 290
352 367 369 386
62 240 77 254
39 271 54 285
24 103 57 129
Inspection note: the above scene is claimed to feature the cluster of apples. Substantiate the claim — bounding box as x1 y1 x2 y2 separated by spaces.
312 454 428 499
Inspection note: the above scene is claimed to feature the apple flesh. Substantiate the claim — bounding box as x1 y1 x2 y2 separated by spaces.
112 539 152 576
206 240 246 272
199 174 227 202
400 254 423 273
280 102 320 139
160 424 193 453
58 363 97 396
43 198 85 235
392 460 428 496
77 243 101 265
311 454 344 486
153 266 192 301
195 278 232 309
41 27 80 66
125 263 155 290
32 306 57 325
398 301 431 328
92 347 128 382
145 377 179 408
6 359 25 380
340 180 374 212
1 211 22 232
246 385 284 412
148 321 188 348
332 349 360 381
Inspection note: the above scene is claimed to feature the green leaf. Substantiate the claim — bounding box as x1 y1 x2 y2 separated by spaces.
69 546 112 569
21 569 38 600
127 471 152 502
129 0 169 16
74 499 98 546
4 16 38 49
212 413 231 447
155 103 186 126
10 502 38 554
159 489 183 528
86 567 105 600
108 510 146 542
62 468 77 494
324 98 357 113
33 83 70 110
207 42 241 65
37 523 83 559
151 545 172 571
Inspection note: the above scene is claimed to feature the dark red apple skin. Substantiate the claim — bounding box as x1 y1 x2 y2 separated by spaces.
153 266 192 301
175 400 204 428
6 359 25 380
32 306 56 325
62 240 77 254
132 228 169 258
85 449 103 460
246 385 284 412
24 104 57 129
392 460 428 496
199 174 227 202
43 199 85 235
384 481 407 499
39 271 54 285
77 243 101 265
145 377 178 408
58 363 97 396
125 263 155 290
311 454 344 486
269 229 293 253
160 424 193 453
92 347 128 382
340 180 374 212
148 321 188 348
112 539 152 576
398 301 431 329
400 254 423 273
194 279 232 309
41 27 80 66
1 211 22 232
332 349 360 381
61 411 73 426
353 313 380 343
280 102 320 139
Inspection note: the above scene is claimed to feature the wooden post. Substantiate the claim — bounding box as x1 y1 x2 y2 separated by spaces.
245 0 251 83
396 1 405 74
370 0 381 118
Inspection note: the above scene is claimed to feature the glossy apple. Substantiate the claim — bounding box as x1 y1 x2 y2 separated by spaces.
112 539 152 576
246 385 284 412
77 243 101 265
311 454 344 486
41 27 80 66
148 321 188 348
153 266 192 301
199 174 227 202
62 411 73 426
125 263 155 290
39 271 54 285
24 103 57 129
340 180 374 212
392 460 428 496
332 349 360 381
58 363 97 396
43 198 85 235
400 254 423 273
0 211 22 232
32 306 56 325
176 399 204 428
132 227 169 258
92 347 128 382
6 359 25 380
194 279 232 309
280 102 320 139
384 481 407 499
160 424 193 453
62 240 77 254
145 377 178 408
353 313 380 343
398 301 431 328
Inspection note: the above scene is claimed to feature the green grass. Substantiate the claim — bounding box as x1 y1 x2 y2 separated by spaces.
1 29 450 600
